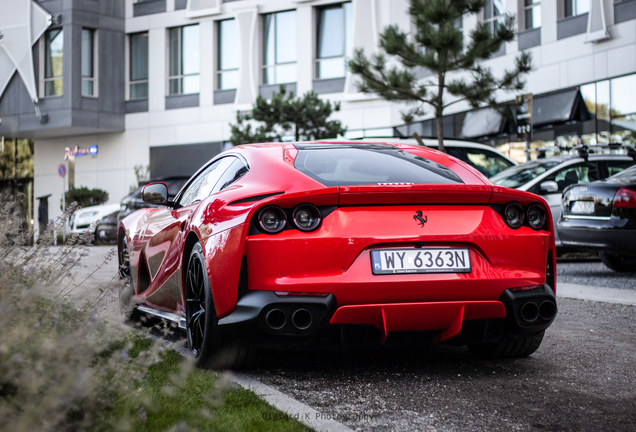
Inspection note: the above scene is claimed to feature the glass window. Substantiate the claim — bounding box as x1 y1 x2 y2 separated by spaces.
217 19 239 90
446 148 515 177
564 0 589 17
179 157 236 206
605 160 635 177
215 158 249 192
168 25 200 95
547 163 599 192
294 147 464 187
316 2 352 80
130 32 149 99
490 160 561 189
484 0 505 34
524 0 541 30
81 29 96 97
44 29 63 97
611 75 636 145
262 10 297 85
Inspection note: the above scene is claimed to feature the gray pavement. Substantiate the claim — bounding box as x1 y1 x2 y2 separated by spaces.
65 246 636 431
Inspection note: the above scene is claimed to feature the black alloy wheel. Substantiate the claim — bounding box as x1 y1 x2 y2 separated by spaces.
186 243 212 361
119 236 131 279
185 242 256 369
118 235 138 320
600 252 636 272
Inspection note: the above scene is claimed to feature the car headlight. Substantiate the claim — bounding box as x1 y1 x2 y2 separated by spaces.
527 203 546 230
258 206 287 234
504 202 524 229
292 204 321 232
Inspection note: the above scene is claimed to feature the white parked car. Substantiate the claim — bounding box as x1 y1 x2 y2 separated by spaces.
67 203 121 244
337 137 517 178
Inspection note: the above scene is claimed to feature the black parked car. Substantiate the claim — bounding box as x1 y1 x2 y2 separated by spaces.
558 165 636 271
118 177 189 223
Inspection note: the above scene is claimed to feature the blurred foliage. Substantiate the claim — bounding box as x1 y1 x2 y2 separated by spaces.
0 138 34 180
65 186 109 209
0 198 311 432
229 85 346 145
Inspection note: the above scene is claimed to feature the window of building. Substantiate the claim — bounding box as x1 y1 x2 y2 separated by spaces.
564 0 589 17
524 0 541 29
168 25 200 95
130 32 149 99
316 2 352 80
262 10 297 85
43 29 63 97
81 29 97 97
484 0 505 33
217 19 239 90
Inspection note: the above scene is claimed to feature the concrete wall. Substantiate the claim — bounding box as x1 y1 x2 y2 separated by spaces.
27 0 636 227
0 0 126 138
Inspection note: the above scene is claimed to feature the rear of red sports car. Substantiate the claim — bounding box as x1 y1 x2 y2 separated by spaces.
119 141 557 368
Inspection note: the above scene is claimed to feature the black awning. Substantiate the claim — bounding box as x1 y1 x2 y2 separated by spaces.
533 89 591 127
460 107 505 138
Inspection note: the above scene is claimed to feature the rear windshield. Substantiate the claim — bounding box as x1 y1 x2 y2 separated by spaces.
294 146 464 187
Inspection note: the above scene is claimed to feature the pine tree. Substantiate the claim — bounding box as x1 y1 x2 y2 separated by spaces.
229 86 346 145
348 0 532 153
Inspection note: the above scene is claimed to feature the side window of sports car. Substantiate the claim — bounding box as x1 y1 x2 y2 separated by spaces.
214 158 249 193
179 157 236 206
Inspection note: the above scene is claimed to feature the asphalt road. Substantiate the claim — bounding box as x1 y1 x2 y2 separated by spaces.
243 262 636 431
70 247 636 432
248 297 636 431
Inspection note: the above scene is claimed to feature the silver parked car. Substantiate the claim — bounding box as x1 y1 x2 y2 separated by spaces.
490 148 636 248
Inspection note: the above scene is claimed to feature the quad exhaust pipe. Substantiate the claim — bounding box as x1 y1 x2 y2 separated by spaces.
519 300 557 323
265 308 314 331
539 300 557 321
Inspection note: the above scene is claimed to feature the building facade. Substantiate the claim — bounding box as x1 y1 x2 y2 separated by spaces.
1 0 636 234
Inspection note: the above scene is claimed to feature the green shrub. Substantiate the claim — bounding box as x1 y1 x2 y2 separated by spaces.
65 186 109 209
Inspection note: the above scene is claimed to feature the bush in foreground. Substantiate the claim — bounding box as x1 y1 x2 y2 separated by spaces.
0 198 309 432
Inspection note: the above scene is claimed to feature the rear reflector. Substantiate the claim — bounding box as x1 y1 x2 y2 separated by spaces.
274 291 330 297
613 187 636 208
509 284 543 292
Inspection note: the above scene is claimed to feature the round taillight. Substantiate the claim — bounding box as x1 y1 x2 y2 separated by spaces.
258 206 287 234
527 203 546 230
504 202 524 229
292 204 321 232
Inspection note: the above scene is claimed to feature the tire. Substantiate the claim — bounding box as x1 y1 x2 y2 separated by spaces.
185 242 256 369
118 235 140 322
600 252 636 272
468 331 545 359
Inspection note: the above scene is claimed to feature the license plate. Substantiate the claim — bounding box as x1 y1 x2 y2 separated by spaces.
571 201 595 214
371 248 471 275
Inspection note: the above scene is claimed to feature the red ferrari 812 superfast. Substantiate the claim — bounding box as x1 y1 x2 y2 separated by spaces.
118 142 557 369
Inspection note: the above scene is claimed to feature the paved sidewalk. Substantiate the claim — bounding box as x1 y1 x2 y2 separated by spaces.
557 282 636 306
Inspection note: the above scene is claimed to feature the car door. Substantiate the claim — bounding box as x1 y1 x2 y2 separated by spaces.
138 156 238 310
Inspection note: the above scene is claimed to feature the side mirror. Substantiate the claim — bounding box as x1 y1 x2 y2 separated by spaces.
142 182 168 205
539 181 559 194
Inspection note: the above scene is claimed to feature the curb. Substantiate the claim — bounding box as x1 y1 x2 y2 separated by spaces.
230 372 354 432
